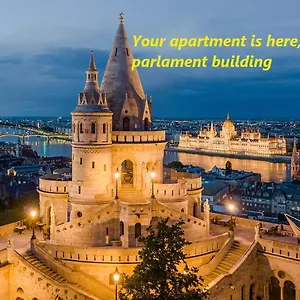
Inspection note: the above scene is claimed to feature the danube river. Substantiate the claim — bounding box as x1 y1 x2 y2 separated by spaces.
0 128 290 183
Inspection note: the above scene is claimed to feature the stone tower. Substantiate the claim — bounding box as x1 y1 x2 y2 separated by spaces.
70 51 113 219
100 13 152 131
291 137 299 179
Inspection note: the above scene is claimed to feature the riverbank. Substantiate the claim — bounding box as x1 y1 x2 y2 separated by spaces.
167 146 291 164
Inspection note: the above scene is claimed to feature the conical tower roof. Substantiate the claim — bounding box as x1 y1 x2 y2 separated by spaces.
87 50 97 71
100 13 148 130
73 51 110 113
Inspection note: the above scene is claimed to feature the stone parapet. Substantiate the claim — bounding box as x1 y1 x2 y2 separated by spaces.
112 130 165 143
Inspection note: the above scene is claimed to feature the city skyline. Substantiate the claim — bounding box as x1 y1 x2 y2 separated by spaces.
0 0 300 118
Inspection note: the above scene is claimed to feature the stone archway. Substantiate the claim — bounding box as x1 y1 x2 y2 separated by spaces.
121 160 133 185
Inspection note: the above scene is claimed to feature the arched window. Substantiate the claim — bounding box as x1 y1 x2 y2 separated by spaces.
135 223 141 239
79 122 83 133
269 277 280 300
249 283 255 300
283 280 296 300
120 221 124 236
144 118 150 131
73 123 75 133
103 123 106 134
91 122 96 134
123 117 130 131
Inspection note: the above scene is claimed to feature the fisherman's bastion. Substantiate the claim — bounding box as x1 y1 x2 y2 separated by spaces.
0 14 300 300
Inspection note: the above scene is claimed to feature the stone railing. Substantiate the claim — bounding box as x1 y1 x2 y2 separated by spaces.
39 176 71 194
31 241 114 299
38 232 228 264
198 232 233 275
155 202 206 227
258 238 300 261
185 232 229 259
154 179 187 200
112 130 165 143
207 239 258 290
39 241 141 263
170 171 202 191
0 249 7 266
13 249 97 300
0 220 25 237
210 212 292 232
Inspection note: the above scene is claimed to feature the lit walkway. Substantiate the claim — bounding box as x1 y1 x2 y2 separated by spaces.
0 229 43 253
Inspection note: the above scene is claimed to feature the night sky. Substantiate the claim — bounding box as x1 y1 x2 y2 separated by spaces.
0 0 300 119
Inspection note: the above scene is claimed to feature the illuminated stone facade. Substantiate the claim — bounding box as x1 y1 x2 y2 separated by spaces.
179 114 287 157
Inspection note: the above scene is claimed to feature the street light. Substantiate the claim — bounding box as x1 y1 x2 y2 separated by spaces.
115 168 120 200
30 210 37 239
228 197 235 231
150 170 156 199
113 267 120 300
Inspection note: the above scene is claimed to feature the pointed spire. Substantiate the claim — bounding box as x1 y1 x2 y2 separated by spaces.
211 121 214 132
87 50 97 71
100 13 147 130
292 137 298 162
119 12 124 24
227 112 230 120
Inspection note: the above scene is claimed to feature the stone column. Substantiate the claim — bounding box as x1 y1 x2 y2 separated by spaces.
7 236 14 263
203 199 210 235
296 289 300 300
280 283 284 300
50 204 56 242
111 199 122 246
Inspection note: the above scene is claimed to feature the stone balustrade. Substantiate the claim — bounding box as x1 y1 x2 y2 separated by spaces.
0 220 25 237
259 238 300 260
170 171 202 191
39 176 71 194
38 232 227 264
112 130 165 143
0 249 7 266
154 179 187 200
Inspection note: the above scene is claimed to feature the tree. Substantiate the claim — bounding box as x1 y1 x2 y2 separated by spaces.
225 160 232 176
119 218 208 300
167 161 184 169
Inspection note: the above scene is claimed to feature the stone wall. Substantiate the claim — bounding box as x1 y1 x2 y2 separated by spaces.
0 264 10 300
0 220 25 237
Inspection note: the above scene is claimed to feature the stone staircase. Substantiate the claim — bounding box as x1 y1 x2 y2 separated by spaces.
202 241 248 287
21 252 99 299
22 252 67 284
119 185 147 203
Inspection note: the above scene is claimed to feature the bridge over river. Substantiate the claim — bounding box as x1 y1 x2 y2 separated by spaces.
0 124 72 142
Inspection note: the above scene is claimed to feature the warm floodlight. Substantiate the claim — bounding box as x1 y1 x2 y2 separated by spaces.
228 204 235 212
31 210 37 218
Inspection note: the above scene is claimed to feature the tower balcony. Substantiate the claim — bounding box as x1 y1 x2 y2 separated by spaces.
112 130 165 143
38 174 71 194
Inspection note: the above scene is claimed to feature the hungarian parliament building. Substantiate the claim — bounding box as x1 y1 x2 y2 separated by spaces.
179 114 287 157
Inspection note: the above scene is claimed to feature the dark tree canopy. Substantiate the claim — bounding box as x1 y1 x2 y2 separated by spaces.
225 160 232 175
119 218 208 300
166 161 184 169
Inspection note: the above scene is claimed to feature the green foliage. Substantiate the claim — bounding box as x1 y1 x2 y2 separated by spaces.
167 161 184 169
119 218 208 300
225 160 232 175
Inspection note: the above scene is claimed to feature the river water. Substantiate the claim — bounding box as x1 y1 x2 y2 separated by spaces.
0 128 290 183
